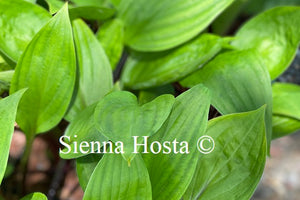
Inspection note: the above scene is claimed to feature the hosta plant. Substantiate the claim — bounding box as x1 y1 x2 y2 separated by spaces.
0 0 300 199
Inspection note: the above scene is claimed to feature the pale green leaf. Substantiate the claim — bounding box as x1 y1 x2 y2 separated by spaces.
20 192 47 200
272 115 300 139
10 4 76 136
76 153 103 190
60 104 107 159
118 0 234 51
272 82 300 120
97 19 124 70
94 91 175 163
0 0 51 63
232 7 300 79
121 34 223 89
65 19 113 121
142 84 211 200
45 0 65 14
83 154 151 200
181 50 272 152
184 107 266 200
0 89 26 183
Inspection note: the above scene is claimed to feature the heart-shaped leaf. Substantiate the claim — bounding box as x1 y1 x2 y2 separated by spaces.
83 153 151 200
184 106 266 200
0 0 51 64
10 3 76 136
181 50 272 153
142 84 211 200
0 89 26 183
94 91 175 163
121 34 223 90
232 7 300 79
118 0 234 51
65 19 113 121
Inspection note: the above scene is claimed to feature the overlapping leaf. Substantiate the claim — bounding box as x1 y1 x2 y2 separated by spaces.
0 89 26 183
0 0 51 63
10 4 76 136
83 154 151 200
121 34 223 89
183 107 266 200
232 7 300 79
142 84 210 200
272 115 300 139
65 19 113 121
97 19 124 70
118 0 234 51
94 91 174 163
181 50 272 152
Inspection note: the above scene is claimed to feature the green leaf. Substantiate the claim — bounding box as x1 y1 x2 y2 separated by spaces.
272 115 300 139
60 104 107 159
0 89 26 183
142 84 211 200
69 6 115 21
10 4 76 136
45 0 65 14
184 107 267 200
71 0 111 7
97 19 124 70
0 70 14 91
181 50 272 153
0 0 51 63
138 84 175 105
94 91 175 163
118 0 234 51
20 192 47 200
76 153 103 190
232 7 300 79
121 34 223 89
83 153 151 200
65 19 113 121
272 82 300 120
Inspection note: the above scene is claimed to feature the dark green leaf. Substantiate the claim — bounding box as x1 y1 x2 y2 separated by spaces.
121 34 223 89
76 153 103 190
143 84 210 200
0 0 51 63
83 154 151 200
138 84 175 105
118 0 234 51
65 19 113 121
97 19 124 70
184 107 266 200
94 91 175 163
10 4 76 136
69 6 115 21
181 50 272 152
232 7 300 79
0 89 26 183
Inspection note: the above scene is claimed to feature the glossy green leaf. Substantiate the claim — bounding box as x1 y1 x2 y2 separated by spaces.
181 50 272 152
0 0 51 63
60 104 107 159
184 107 266 200
76 153 103 190
83 153 151 200
232 7 300 79
138 84 175 105
142 84 211 200
69 6 115 21
20 192 47 200
0 89 26 183
10 4 76 136
272 82 300 120
121 34 223 89
94 91 175 163
272 115 300 139
65 19 113 121
118 0 234 51
97 19 124 70
45 0 65 14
